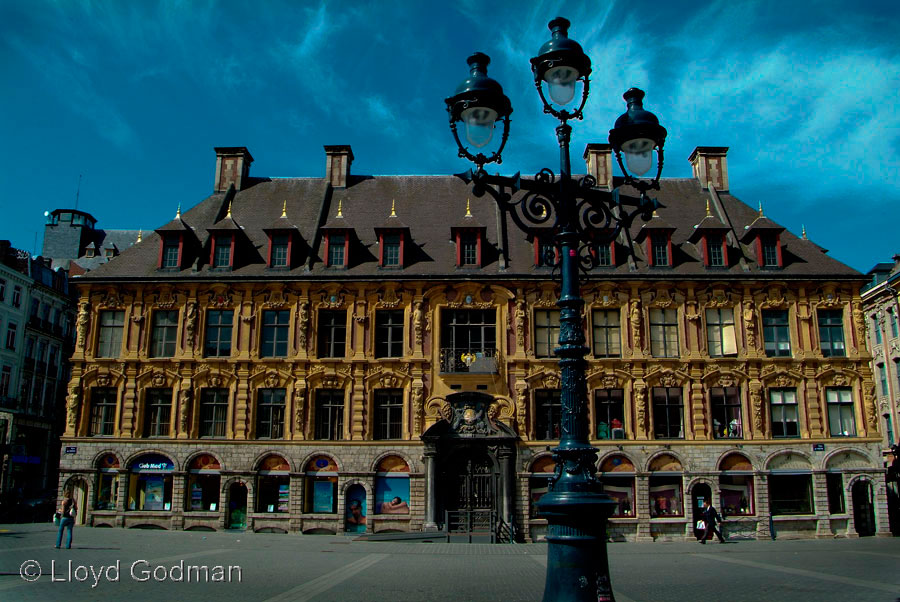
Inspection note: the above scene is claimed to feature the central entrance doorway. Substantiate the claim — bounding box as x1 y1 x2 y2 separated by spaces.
227 482 247 529
852 480 876 536
440 448 497 540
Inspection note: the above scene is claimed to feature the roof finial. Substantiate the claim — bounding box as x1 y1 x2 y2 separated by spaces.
802 224 808 240
652 209 659 218
758 200 764 217
281 200 287 218
336 199 343 218
136 229 142 243
226 200 233 219
465 198 472 217
705 199 711 217
175 203 181 219
390 199 397 217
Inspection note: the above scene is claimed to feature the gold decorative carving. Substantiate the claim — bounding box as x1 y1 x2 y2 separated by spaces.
184 301 197 351
297 301 309 351
96 374 111 387
151 371 167 387
76 301 90 350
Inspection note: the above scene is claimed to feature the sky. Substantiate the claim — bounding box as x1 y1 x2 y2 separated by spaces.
1 0 898 274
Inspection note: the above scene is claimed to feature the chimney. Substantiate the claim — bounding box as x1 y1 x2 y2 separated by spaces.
583 143 613 190
689 146 729 191
324 145 354 188
214 147 254 193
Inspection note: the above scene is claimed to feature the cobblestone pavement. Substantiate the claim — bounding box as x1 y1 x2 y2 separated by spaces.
1 524 898 601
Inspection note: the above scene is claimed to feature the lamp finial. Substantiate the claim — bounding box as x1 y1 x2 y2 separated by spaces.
802 224 808 240
226 200 233 218
175 203 181 219
336 199 343 218
758 201 764 217
281 200 287 218
705 199 711 217
136 229 142 243
390 199 397 217
465 198 472 217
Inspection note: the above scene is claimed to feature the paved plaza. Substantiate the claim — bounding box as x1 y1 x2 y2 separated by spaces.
0 524 897 601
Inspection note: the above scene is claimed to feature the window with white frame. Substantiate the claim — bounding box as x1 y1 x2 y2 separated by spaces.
649 308 679 358
706 308 736 357
826 387 855 437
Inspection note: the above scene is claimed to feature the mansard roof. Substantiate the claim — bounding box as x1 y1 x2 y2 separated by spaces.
79 167 862 282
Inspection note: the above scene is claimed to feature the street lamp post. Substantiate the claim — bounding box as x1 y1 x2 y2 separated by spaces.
445 17 667 602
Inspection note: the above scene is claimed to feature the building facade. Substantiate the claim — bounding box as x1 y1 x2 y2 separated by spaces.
57 144 890 540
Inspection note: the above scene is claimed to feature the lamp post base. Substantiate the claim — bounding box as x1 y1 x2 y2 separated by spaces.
538 490 618 602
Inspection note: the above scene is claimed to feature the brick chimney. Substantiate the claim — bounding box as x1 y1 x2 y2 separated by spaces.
325 145 353 188
583 143 613 190
214 147 254 193
689 146 729 191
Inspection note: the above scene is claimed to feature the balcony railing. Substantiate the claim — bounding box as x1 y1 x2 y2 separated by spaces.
440 347 498 374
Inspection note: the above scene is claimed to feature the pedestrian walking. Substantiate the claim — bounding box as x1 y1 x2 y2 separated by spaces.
55 490 77 549
699 499 725 544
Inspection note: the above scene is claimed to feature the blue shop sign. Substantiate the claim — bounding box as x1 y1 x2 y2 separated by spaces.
131 454 175 473
11 455 41 464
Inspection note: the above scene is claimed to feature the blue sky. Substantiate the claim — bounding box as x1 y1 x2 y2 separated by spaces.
1 0 898 273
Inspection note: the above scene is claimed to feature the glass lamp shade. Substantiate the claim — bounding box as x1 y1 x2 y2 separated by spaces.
461 106 498 148
621 137 655 176
544 65 579 105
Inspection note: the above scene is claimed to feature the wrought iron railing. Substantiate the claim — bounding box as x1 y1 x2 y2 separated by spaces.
443 509 496 543
439 348 498 374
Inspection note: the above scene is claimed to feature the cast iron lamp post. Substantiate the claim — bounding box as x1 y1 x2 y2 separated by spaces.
445 17 667 602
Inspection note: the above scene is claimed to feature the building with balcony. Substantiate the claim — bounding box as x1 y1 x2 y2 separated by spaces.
56 144 889 540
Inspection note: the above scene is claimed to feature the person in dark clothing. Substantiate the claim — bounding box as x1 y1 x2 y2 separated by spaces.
699 499 725 544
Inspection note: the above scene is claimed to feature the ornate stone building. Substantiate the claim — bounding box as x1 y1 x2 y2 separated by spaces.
57 144 889 540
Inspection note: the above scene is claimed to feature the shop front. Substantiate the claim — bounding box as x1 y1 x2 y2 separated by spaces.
123 453 176 529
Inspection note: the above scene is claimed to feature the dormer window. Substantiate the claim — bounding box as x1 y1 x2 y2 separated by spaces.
326 232 347 267
104 247 115 258
380 232 402 267
535 234 558 267
592 236 615 267
269 234 290 269
706 233 726 267
211 234 233 269
460 231 478 266
759 234 781 267
85 247 96 258
650 233 670 267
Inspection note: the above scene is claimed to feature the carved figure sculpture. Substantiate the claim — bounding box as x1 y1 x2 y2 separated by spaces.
634 387 647 431
515 300 526 351
179 388 192 433
76 302 90 350
743 305 757 349
184 302 197 350
297 301 309 350
413 301 425 346
630 301 642 350
66 387 81 429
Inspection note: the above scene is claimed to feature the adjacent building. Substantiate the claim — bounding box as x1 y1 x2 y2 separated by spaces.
56 143 889 540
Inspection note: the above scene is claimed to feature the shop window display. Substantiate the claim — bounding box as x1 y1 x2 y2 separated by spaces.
304 456 338 514
769 474 814 515
127 453 174 511
186 454 221 512
256 454 290 513
528 456 556 518
718 454 754 516
648 454 684 517
96 454 120 510
374 456 410 515
599 455 636 517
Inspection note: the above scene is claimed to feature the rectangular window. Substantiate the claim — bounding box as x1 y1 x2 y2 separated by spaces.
204 310 233 357
162 237 180 268
460 231 478 266
649 308 679 358
706 308 737 357
199 388 228 438
826 473 845 514
4 322 16 351
374 389 403 440
315 389 344 440
592 309 621 358
317 310 346 358
256 388 286 439
651 233 669 266
707 234 725 267
879 364 889 396
328 233 345 267
770 388 799 438
873 316 883 345
891 310 899 338
97 311 125 357
595 242 612 267
0 278 5 302
652 387 683 439
440 309 496 372
213 236 232 268
375 310 404 358
535 389 561 440
534 310 560 358
90 387 117 436
261 310 290 358
710 386 742 439
762 309 791 357
144 388 172 437
270 234 289 268
594 389 625 439
382 233 401 267
0 365 11 397
537 236 556 267
769 474 813 515
12 285 22 308
818 309 845 357
150 310 178 358
761 235 779 267
826 387 856 437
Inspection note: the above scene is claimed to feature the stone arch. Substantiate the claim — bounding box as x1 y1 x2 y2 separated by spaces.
340 478 372 497
765 450 813 471
253 452 292 472
185 450 225 471
300 450 342 473
221 475 254 498
371 451 416 474
62 474 90 494
646 451 686 472
823 448 873 472
686 476 716 495
717 451 755 472
845 473 877 493
596 452 638 473
91 449 124 468
529 452 557 473
124 449 179 471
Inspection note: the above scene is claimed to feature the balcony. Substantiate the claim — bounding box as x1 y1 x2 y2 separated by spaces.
440 348 498 374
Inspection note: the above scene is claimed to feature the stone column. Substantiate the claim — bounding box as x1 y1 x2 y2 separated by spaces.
498 446 514 527
172 471 186 530
424 448 438 530
635 474 652 541
116 470 128 527
350 364 366 440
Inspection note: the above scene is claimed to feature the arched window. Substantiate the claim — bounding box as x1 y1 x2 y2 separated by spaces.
127 453 174 511
374 456 410 515
345 483 367 533
767 453 814 515
718 454 754 516
599 455 636 517
648 454 684 517
304 456 338 514
256 455 290 513
187 454 221 512
529 456 556 518
96 454 119 510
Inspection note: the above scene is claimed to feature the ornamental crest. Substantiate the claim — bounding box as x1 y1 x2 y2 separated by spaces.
377 286 403 308
449 401 496 436
209 291 233 308
96 374 111 387
208 374 223 387
648 288 675 308
265 372 280 388
100 289 125 308
760 286 787 308
322 375 343 389
154 288 179 309
151 371 167 387
658 372 679 387
320 291 345 308
380 374 400 388
717 374 735 388
775 374 793 388
263 287 288 309
542 373 561 389
601 375 619 389
705 289 731 308
817 287 842 308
